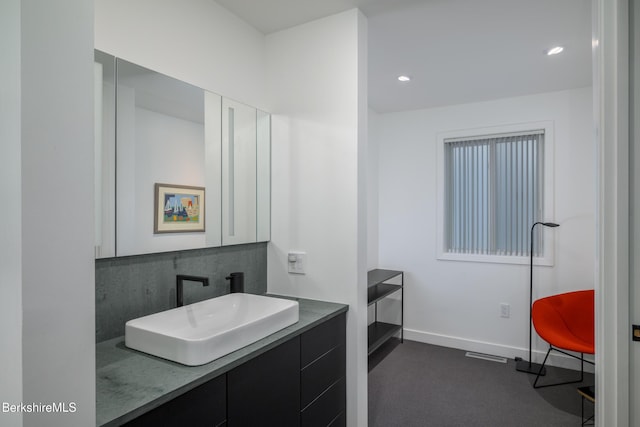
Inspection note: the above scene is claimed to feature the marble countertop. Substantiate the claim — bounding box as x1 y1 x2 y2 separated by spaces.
96 296 348 427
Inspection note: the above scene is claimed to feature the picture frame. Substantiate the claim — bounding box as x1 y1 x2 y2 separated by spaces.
154 183 205 234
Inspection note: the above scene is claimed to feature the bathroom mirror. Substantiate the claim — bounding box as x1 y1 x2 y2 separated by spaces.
94 51 116 259
221 99 272 246
115 58 213 256
256 109 271 242
94 52 270 258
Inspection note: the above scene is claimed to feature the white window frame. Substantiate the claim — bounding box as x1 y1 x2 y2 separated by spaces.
436 121 555 266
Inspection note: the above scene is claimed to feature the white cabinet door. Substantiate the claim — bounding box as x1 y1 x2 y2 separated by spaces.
256 109 271 242
94 51 116 259
222 98 257 245
205 91 222 248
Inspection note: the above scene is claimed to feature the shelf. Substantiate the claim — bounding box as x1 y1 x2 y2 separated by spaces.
368 269 403 287
367 283 402 306
368 322 402 356
367 268 404 356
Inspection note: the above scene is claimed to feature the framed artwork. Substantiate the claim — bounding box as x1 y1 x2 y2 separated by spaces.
154 183 205 234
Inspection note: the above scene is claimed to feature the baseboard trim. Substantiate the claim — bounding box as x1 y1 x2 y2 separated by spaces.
403 328 595 373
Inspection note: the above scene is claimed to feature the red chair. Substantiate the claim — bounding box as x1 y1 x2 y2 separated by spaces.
531 290 595 388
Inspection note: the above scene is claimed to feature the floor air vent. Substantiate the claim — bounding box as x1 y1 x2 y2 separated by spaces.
464 351 507 364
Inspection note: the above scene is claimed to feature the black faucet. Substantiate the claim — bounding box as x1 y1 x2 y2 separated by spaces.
176 275 210 307
225 272 244 293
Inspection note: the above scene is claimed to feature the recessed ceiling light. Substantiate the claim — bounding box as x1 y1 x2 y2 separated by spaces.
546 46 564 56
398 75 411 82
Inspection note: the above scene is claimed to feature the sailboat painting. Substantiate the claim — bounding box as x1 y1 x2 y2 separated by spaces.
154 183 205 233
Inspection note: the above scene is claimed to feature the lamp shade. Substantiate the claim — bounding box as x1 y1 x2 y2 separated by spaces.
541 222 560 227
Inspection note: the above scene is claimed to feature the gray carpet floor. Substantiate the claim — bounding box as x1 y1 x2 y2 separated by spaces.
368 339 595 427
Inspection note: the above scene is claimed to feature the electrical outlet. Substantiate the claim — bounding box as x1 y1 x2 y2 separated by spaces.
500 303 510 318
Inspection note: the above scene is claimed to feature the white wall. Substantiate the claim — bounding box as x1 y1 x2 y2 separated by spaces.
265 10 368 426
0 1 23 426
20 0 96 426
374 87 595 365
367 109 380 270
95 0 267 110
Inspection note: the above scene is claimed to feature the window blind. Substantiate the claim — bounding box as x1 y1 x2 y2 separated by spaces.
444 131 545 257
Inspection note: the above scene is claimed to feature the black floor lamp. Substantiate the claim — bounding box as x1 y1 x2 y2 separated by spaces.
515 221 560 375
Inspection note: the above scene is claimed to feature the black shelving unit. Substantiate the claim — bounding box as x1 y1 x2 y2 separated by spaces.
367 269 404 355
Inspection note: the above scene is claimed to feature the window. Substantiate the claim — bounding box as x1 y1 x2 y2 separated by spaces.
437 122 554 265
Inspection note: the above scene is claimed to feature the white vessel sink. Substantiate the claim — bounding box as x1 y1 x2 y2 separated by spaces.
125 293 299 366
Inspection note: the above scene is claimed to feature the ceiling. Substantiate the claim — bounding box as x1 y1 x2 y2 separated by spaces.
215 0 593 113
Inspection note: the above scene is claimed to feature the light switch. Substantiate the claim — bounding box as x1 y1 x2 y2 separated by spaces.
288 252 306 274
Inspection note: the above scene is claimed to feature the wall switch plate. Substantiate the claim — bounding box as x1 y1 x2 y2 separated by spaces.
288 252 306 275
500 303 510 318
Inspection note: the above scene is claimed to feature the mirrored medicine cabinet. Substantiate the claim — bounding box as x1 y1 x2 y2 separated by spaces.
94 50 270 258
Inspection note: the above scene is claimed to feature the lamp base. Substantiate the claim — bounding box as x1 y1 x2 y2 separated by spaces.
515 357 547 376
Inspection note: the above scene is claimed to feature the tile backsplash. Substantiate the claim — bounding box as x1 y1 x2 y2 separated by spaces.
95 243 267 342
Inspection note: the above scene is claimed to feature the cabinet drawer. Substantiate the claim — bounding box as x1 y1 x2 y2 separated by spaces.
301 313 346 368
300 377 346 427
301 344 345 408
227 336 300 426
123 374 226 427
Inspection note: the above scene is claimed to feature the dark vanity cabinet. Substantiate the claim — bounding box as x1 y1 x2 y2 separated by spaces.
122 313 346 427
300 314 346 427
123 375 226 426
227 336 301 425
